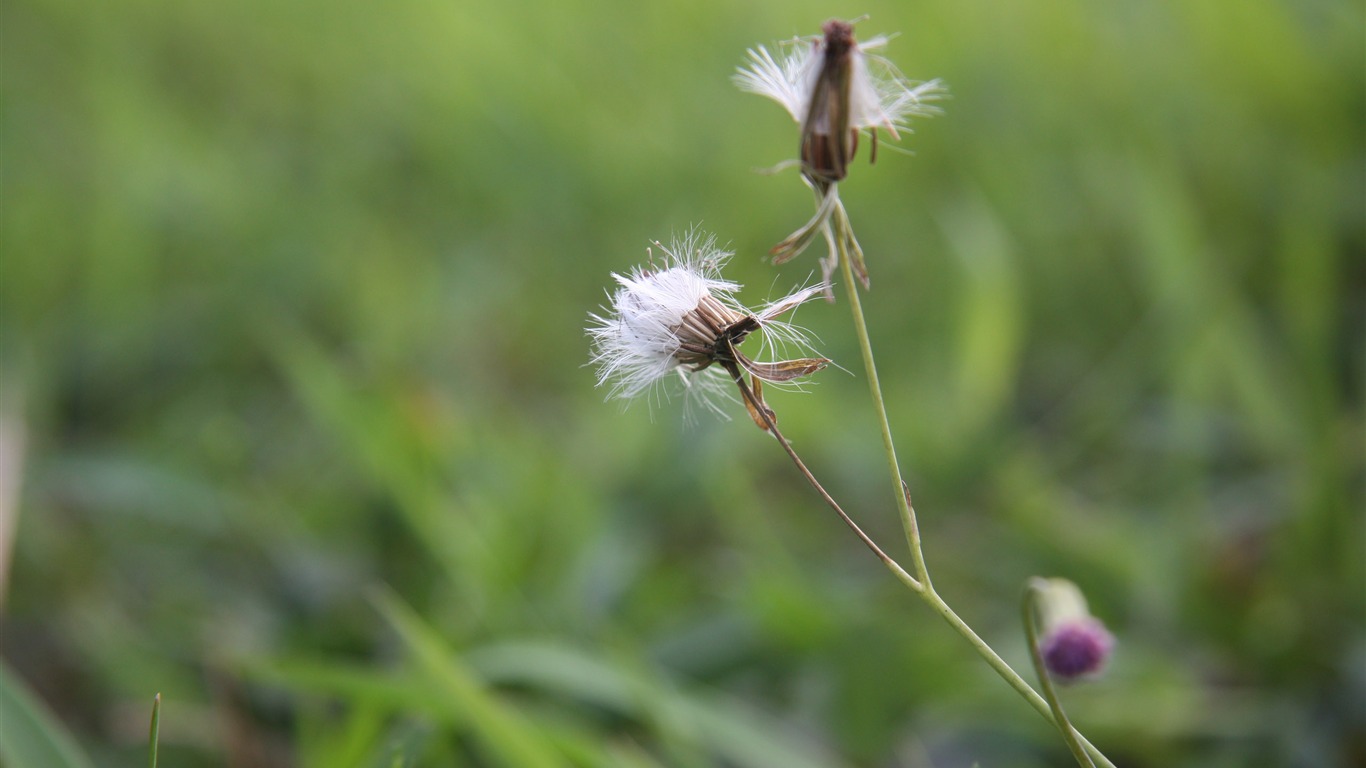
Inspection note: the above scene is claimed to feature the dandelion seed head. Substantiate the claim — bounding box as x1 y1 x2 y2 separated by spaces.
588 231 828 420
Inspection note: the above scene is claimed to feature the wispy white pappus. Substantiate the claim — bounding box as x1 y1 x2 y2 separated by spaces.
587 231 828 420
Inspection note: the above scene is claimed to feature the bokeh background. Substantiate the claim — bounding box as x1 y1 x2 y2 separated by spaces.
2 0 1362 765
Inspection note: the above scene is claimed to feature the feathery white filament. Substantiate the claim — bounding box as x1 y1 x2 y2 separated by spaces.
588 233 826 418
734 32 944 138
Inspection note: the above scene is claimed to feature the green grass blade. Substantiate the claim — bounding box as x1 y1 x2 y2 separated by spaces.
148 693 161 768
369 589 566 768
0 658 95 768
469 642 843 768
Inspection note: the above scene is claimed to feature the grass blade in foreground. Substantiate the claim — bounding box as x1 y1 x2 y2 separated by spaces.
0 657 95 768
470 641 845 768
369 588 566 768
148 693 162 768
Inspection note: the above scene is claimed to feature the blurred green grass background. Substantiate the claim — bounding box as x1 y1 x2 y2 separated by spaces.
1 0 1362 765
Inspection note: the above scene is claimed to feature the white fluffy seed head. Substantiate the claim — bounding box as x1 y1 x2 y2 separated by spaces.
587 231 826 419
587 233 740 414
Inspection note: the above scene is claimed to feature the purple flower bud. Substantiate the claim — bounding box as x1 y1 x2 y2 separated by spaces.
1031 577 1116 684
1040 617 1115 683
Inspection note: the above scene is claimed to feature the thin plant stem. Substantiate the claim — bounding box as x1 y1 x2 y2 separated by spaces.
829 202 1116 768
1024 579 1097 768
723 364 922 594
925 589 1116 767
830 202 929 586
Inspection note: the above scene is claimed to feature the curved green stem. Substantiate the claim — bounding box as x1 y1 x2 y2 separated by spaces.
926 588 1114 767
1024 579 1096 767
829 201 1115 768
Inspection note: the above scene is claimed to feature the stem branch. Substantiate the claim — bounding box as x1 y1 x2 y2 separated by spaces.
725 365 921 593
